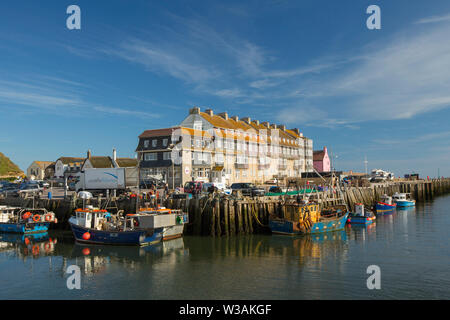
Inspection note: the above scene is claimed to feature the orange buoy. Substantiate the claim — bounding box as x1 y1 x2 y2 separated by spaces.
33 214 41 222
82 232 91 240
45 214 52 222
82 248 91 256
24 237 30 245
22 212 31 219
32 245 39 255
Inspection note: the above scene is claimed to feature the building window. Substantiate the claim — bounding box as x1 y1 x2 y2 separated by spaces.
163 152 171 160
144 153 157 161
163 138 168 147
144 140 149 148
194 121 202 131
152 139 157 147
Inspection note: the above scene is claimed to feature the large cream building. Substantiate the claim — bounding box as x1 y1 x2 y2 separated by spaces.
136 107 313 188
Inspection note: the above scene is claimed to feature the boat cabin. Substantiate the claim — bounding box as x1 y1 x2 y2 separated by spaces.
74 209 111 230
380 194 393 205
393 193 412 201
0 206 16 223
354 203 365 216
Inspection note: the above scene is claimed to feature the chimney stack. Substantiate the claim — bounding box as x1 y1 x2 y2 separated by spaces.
231 115 239 122
87 150 91 159
113 148 117 161
242 117 251 124
189 106 201 114
261 121 270 128
205 108 213 116
218 112 228 120
270 124 278 129
291 128 300 135
278 124 286 131
253 120 260 126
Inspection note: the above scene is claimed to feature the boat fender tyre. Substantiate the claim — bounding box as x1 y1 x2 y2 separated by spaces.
33 214 41 222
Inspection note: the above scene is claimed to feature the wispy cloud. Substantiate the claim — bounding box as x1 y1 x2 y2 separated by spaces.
277 20 450 126
93 105 160 118
0 76 160 119
415 13 450 24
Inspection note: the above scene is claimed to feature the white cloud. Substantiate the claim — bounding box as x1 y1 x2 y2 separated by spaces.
415 13 450 24
279 21 450 125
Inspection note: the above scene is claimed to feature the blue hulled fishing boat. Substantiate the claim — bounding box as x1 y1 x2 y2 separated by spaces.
393 193 416 207
0 206 57 234
68 208 181 246
375 195 397 214
347 203 376 225
269 201 349 235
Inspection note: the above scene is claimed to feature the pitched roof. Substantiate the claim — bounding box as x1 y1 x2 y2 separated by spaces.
116 158 138 167
139 127 179 138
57 157 85 165
313 150 325 161
33 161 54 169
85 156 115 168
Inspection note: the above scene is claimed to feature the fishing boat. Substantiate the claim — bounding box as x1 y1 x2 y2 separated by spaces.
138 206 188 241
0 206 57 234
392 192 416 207
375 194 397 214
347 203 376 225
269 200 349 235
68 208 181 246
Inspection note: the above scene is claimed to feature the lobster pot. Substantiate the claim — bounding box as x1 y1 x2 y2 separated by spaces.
355 204 365 216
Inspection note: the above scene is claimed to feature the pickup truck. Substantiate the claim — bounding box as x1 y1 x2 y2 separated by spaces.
230 183 265 197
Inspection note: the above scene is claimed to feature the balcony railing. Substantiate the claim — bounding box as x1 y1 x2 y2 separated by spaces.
235 163 249 169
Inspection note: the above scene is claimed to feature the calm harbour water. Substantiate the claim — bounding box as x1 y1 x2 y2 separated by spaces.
1 195 449 300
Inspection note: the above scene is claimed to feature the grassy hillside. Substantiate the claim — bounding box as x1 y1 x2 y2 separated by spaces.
0 152 23 177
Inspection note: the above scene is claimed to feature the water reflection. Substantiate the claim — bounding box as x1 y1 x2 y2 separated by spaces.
346 223 377 242
68 237 188 275
0 232 57 258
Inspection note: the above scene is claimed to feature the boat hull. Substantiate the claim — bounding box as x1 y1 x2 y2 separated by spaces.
375 202 396 213
0 222 50 234
347 215 374 225
395 200 415 207
269 212 349 235
162 225 184 241
69 223 163 246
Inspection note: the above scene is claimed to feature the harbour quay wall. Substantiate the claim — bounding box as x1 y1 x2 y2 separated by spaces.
1 179 449 235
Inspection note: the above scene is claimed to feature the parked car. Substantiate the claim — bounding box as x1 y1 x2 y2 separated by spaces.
184 181 204 194
265 178 278 185
201 182 232 195
0 184 19 196
230 183 265 197
15 184 43 197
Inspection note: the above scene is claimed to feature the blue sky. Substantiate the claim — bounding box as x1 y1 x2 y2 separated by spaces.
0 0 449 177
